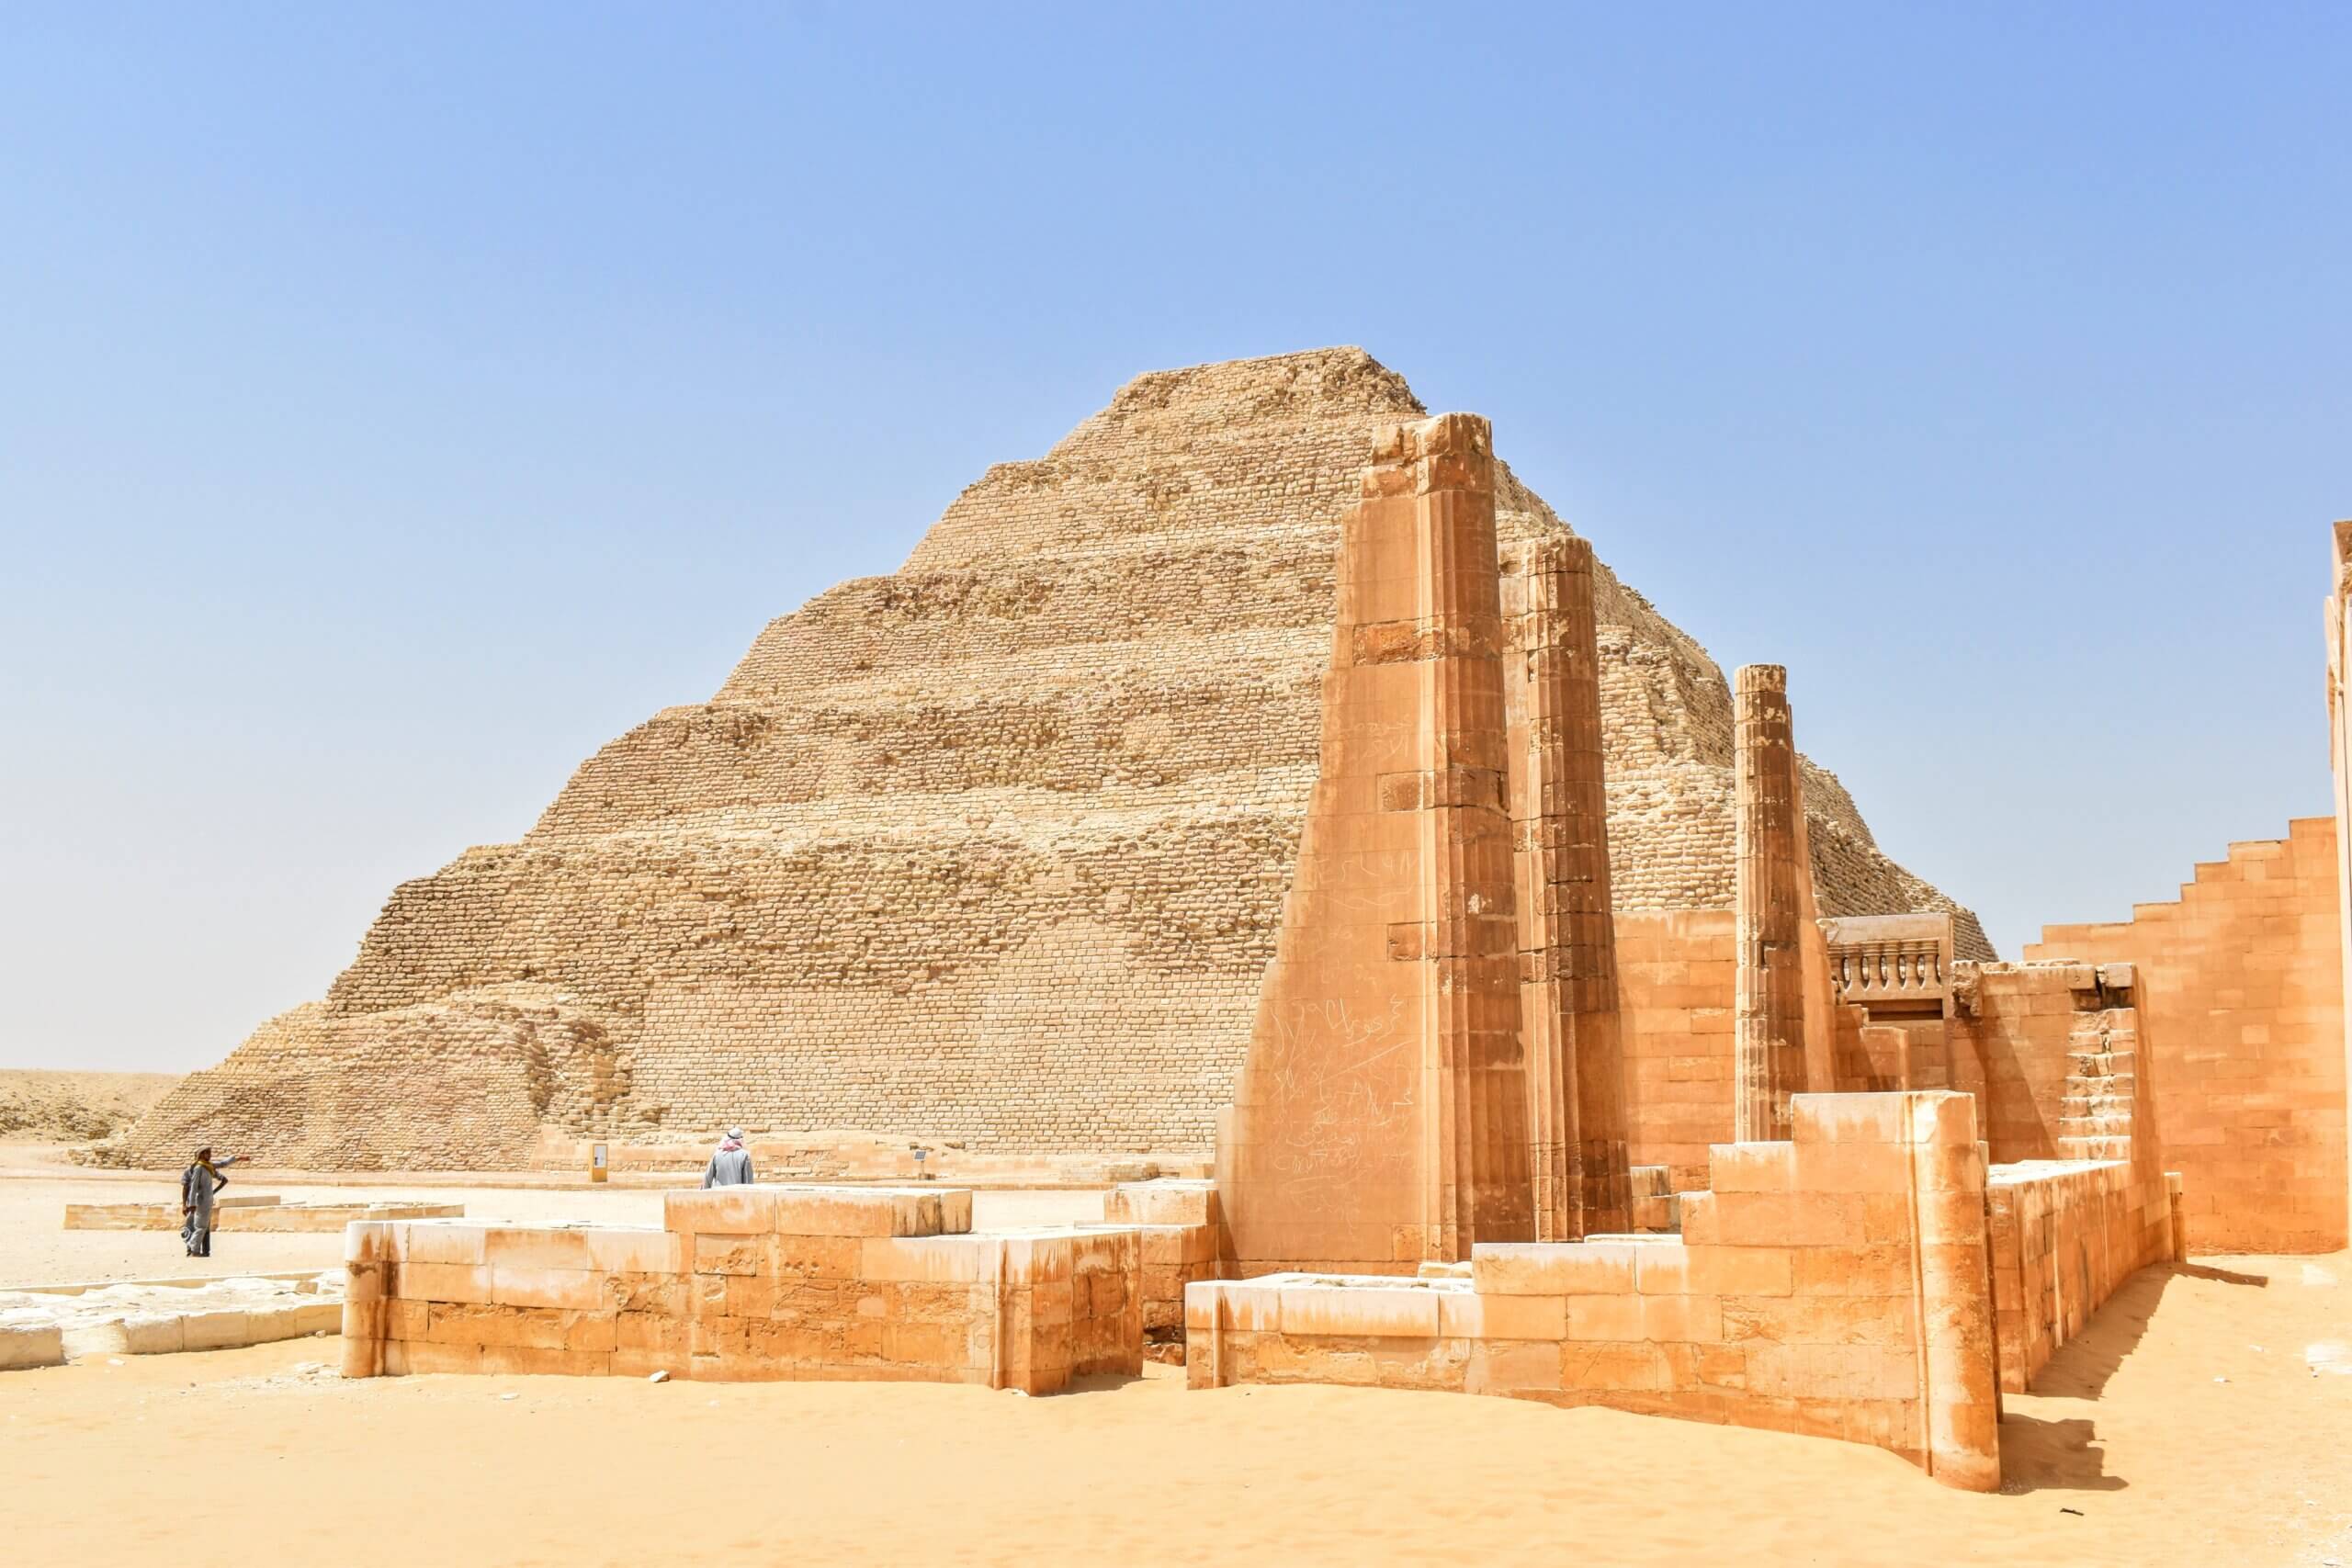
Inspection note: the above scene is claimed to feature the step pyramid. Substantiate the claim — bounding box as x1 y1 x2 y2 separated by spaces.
127 349 1990 1169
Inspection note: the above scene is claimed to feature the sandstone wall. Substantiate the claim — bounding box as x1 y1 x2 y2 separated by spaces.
1188 1092 2004 1491
131 349 1988 1168
2027 819 2348 1253
1617 911 1738 1191
342 1187 1144 1393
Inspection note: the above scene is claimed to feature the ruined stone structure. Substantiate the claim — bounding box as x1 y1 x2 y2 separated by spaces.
129 350 1986 1170
1217 414 1532 1275
1195 1091 2010 1491
1733 665 1810 1141
91 365 2352 1492
1505 536 1632 1238
340 1185 1171 1393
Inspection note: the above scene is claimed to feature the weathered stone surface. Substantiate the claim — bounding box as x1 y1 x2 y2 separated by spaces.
126 349 1989 1169
1505 534 1632 1237
1219 413 1531 1275
1735 665 1810 1141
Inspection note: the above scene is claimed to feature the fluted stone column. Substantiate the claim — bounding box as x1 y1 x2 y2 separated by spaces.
1505 535 1633 1238
1734 664 1808 1141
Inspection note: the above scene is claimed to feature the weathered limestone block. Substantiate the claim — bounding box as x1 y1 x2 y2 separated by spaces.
0 1315 66 1371
1219 413 1531 1275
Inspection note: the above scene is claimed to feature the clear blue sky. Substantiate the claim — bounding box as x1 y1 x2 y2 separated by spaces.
3 5 2345 1072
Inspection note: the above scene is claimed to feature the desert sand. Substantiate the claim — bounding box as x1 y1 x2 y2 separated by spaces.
0 1069 181 1142
2 1190 2346 1565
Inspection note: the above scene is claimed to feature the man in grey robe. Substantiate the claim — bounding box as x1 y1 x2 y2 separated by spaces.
180 1147 241 1257
702 1128 754 1189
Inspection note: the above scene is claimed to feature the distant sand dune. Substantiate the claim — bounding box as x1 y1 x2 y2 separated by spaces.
0 1070 184 1143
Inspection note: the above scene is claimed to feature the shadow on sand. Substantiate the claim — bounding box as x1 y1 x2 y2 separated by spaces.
2025 1258 2263 1402
1997 1413 2128 1493
2172 1260 2270 1287
1996 1256 2272 1492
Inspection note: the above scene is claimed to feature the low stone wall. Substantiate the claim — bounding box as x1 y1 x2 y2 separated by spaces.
1103 1179 1221 1361
343 1186 1141 1393
0 1273 345 1365
65 1199 463 1232
1985 1158 2175 1392
1187 1092 2003 1490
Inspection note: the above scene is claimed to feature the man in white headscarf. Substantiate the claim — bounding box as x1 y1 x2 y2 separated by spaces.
702 1128 754 1188
180 1146 242 1257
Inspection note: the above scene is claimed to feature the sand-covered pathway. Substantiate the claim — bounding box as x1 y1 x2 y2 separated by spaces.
5 1253 2346 1565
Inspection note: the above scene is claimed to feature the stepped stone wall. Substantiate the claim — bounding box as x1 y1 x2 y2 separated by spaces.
128 348 1988 1170
2028 819 2347 1253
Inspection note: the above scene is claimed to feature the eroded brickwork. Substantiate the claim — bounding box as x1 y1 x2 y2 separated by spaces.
130 349 1989 1169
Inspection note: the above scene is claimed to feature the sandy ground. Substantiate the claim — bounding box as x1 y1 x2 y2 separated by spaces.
0 1250 2343 1565
0 1161 1103 1285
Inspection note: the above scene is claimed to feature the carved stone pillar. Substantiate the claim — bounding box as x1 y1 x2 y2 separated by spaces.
1734 663 1808 1140
1506 535 1632 1237
1218 413 1530 1273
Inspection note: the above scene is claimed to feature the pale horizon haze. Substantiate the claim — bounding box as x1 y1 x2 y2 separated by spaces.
3 4 2346 1073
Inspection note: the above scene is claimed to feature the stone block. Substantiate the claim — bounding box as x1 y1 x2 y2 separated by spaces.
724 1276 777 1319
1632 1246 1694 1293
764 1187 955 1238
491 1267 604 1312
566 1313 619 1353
1709 1144 1796 1192
477 1346 611 1379
694 1233 770 1277
1566 1293 1644 1341
429 1302 568 1350
772 1235 865 1280
616 1311 689 1355
484 1226 596 1272
402 1256 505 1310
402 1223 490 1266
113 1314 188 1355
609 1348 689 1380
344 1220 398 1264
1473 1242 1638 1295
664 1188 778 1236
1442 1291 1564 1341
998 1235 1076 1286
1790 1245 1912 1298
1275 1284 1441 1340
179 1310 252 1352
1466 1337 1565 1396
582 1228 683 1274
1639 1293 1723 1344
1791 1094 1907 1145
602 1272 686 1314
860 1235 991 1283
1560 1339 1672 1393
1104 1180 1217 1228
1682 1247 1793 1298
